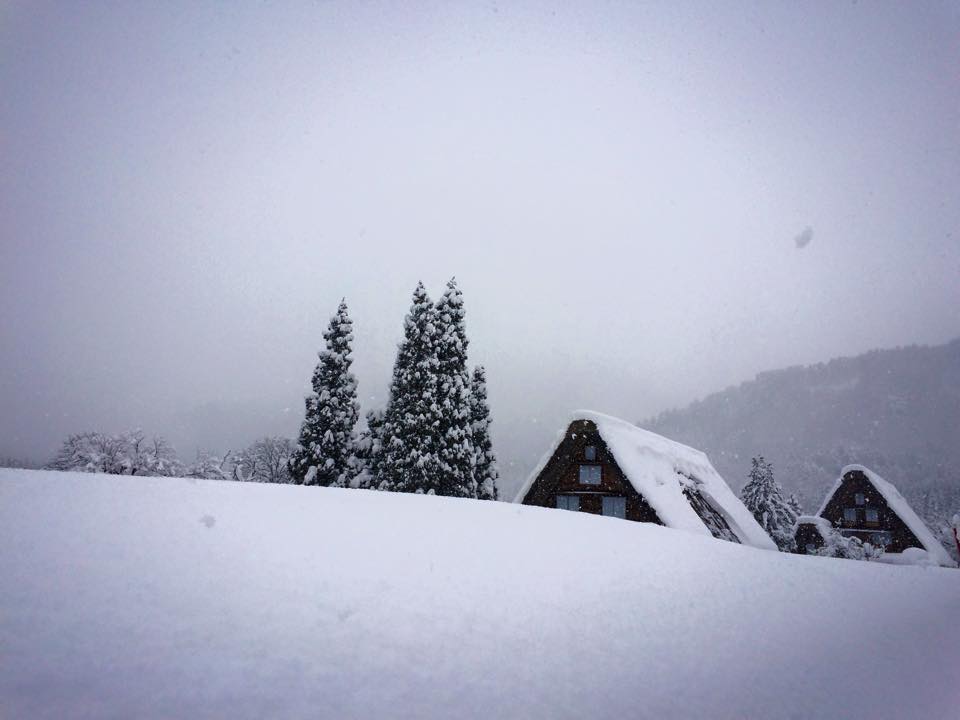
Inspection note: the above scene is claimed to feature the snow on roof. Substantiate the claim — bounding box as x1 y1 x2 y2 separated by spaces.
795 514 833 539
817 464 954 568
514 410 777 550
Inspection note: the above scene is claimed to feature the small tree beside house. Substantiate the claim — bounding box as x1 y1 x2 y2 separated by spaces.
740 456 798 551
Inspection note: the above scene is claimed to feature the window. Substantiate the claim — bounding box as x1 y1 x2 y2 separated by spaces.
556 495 580 512
864 508 879 524
578 464 602 484
602 496 626 518
855 493 865 506
584 445 597 461
805 543 817 554
843 508 858 524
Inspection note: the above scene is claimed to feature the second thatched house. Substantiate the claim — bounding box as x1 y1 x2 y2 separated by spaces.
794 464 954 567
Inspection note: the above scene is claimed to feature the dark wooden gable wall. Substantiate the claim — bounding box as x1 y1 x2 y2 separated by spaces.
520 420 662 524
794 522 827 553
820 469 922 553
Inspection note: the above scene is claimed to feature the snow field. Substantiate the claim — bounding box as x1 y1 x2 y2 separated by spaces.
1 468 958 719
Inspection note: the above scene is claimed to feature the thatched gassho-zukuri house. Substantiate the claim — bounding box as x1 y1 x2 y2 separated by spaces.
798 464 954 567
514 410 776 550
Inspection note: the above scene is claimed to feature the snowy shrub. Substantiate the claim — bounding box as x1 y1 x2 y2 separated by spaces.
815 528 885 561
185 451 234 481
126 431 182 477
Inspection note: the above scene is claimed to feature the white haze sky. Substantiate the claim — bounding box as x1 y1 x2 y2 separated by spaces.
2 2 959 493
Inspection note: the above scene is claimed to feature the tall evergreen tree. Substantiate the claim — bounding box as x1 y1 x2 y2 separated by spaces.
433 278 476 498
377 282 443 494
741 456 798 551
288 300 359 487
470 365 499 501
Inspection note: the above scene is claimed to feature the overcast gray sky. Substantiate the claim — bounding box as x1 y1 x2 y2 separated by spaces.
2 1 959 494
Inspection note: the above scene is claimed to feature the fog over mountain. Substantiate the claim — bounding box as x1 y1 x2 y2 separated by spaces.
645 339 960 511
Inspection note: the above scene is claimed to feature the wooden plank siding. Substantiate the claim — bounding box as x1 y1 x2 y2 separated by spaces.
794 523 827 554
520 420 662 524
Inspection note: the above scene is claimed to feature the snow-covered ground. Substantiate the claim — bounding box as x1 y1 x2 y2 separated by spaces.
1 469 958 719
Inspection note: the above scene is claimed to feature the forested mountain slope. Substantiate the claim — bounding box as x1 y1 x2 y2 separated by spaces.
646 339 960 527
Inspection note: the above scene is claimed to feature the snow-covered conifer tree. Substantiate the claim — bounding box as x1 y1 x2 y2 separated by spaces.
377 283 443 494
288 300 359 487
353 408 385 489
740 456 798 551
470 365 499 501
433 278 476 498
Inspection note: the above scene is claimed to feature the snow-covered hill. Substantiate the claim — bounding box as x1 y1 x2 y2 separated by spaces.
1 469 958 719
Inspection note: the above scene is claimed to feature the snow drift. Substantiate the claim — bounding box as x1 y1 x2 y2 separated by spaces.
1 468 958 719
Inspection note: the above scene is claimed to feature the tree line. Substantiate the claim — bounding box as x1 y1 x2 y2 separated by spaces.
45 430 296 484
39 278 500 501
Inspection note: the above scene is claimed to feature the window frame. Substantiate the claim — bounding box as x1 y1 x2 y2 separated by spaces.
602 496 626 519
578 464 602 485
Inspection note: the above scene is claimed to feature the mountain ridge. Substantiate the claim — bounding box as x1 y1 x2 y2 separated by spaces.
643 339 960 527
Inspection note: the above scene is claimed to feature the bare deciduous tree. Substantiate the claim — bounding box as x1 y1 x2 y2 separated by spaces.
233 437 294 484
